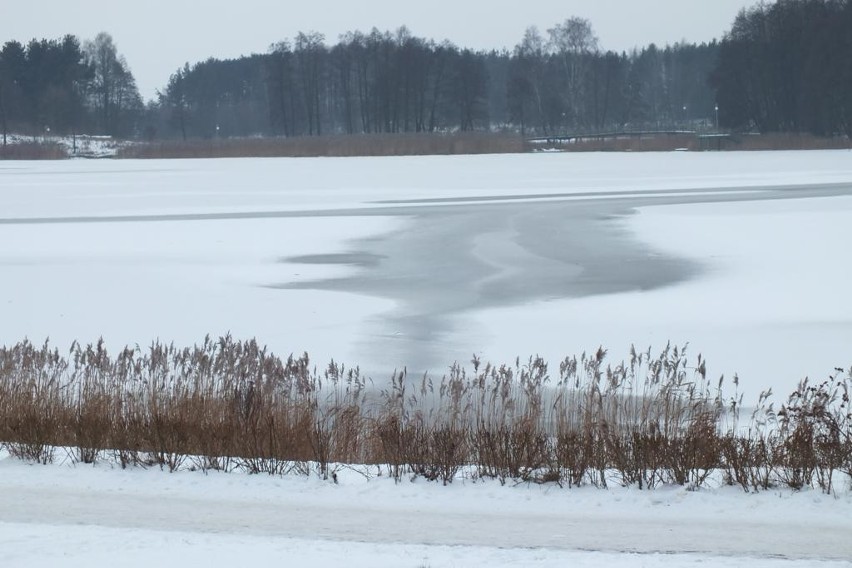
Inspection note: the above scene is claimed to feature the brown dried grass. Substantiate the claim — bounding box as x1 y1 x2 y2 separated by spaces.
118 133 528 159
731 133 852 151
0 142 67 160
0 337 849 492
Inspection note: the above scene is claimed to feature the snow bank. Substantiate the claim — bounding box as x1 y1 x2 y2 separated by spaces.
0 453 850 566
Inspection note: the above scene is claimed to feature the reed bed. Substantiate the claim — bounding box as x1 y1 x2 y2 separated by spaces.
731 133 852 151
0 141 67 160
0 337 849 492
117 133 528 159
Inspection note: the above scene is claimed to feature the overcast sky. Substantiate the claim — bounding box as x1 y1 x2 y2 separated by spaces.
2 1 763 101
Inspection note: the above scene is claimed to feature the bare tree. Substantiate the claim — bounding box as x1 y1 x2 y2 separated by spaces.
267 41 298 136
84 32 141 136
294 31 326 136
161 65 189 140
548 17 599 130
511 26 548 134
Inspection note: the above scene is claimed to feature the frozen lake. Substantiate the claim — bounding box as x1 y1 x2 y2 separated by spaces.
2 151 852 400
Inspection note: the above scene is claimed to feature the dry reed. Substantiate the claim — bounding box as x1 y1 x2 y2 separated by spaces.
117 133 528 159
0 337 849 492
0 142 67 160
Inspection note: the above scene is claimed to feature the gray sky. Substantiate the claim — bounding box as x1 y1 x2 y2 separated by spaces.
2 1 763 101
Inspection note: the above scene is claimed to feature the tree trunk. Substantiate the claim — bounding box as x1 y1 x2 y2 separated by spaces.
0 84 7 147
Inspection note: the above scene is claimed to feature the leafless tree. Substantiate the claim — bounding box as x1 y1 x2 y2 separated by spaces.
84 32 142 136
547 17 599 130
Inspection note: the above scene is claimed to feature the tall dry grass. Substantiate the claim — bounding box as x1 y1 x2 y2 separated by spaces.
731 133 852 151
0 337 849 492
118 133 528 159
0 142 67 160
538 132 851 152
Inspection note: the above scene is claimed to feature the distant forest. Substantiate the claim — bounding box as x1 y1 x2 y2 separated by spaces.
1 0 851 143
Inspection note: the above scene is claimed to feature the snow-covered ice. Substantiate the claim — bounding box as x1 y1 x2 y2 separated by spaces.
472 194 852 398
3 151 850 399
0 215 400 366
2 150 852 219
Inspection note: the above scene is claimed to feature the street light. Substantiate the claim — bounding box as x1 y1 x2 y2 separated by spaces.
714 104 720 131
682 105 687 129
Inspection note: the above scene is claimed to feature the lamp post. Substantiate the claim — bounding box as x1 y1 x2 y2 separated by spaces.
682 105 687 130
714 104 719 131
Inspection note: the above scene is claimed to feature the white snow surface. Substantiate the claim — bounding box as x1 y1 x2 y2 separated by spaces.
1 453 850 567
2 151 852 219
3 133 123 158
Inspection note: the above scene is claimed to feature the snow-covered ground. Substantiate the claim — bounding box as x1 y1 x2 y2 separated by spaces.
3 133 123 158
1 452 850 567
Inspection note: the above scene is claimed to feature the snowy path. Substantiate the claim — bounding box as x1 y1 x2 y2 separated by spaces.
3 487 847 560
6 522 846 568
1 474 849 562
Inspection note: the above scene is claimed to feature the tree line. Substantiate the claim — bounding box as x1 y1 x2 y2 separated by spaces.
153 23 720 140
2 1 851 143
713 0 852 136
0 32 142 144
